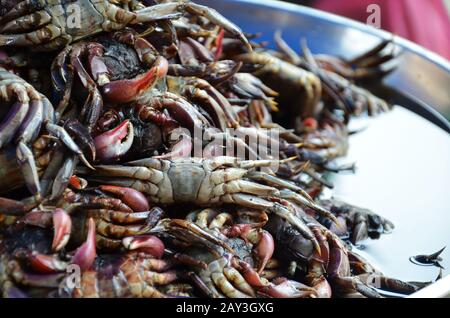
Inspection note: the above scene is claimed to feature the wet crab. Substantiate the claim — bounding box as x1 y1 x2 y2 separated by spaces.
265 213 421 298
77 156 343 253
0 0 251 51
274 33 393 119
21 182 161 252
0 218 195 298
0 0 430 300
0 67 94 213
234 51 322 123
314 199 395 245
51 29 168 131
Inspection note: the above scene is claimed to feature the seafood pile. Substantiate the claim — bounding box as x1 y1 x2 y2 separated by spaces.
0 0 424 298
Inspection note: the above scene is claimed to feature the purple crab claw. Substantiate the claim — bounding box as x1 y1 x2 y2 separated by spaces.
19 208 72 255
94 120 134 162
153 130 192 160
52 208 72 252
71 218 96 271
122 235 165 259
99 185 150 212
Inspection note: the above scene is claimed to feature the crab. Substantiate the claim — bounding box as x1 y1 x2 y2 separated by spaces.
0 0 251 51
0 67 93 213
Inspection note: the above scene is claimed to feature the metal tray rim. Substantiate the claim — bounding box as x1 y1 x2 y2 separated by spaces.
233 0 450 71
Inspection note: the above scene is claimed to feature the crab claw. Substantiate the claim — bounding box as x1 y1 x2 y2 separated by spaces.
258 278 318 298
0 101 28 148
28 252 68 274
94 120 134 162
234 259 267 288
102 56 168 104
312 276 332 298
153 130 192 160
13 248 67 274
99 185 149 212
253 231 274 274
69 175 88 190
223 225 274 274
122 235 165 259
20 211 52 227
52 209 72 252
72 218 96 271
214 28 225 61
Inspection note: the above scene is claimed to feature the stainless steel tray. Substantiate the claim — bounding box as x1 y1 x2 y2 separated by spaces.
198 0 450 297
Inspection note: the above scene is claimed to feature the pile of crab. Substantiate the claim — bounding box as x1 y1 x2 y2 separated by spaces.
0 0 423 298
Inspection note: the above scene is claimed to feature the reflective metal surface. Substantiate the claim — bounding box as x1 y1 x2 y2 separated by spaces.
199 0 450 293
333 108 450 284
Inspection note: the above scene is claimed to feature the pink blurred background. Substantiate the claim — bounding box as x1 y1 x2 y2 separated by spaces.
294 0 450 60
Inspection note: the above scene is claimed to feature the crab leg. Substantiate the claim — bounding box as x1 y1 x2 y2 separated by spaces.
183 83 229 130
150 218 233 253
179 78 240 128
0 24 62 46
223 267 256 296
70 51 103 128
92 210 151 225
278 189 339 224
246 170 334 216
269 203 317 245
0 0 46 25
1 10 51 33
134 2 251 51
16 99 43 143
95 219 148 239
45 123 94 170
16 142 41 196
51 47 74 117
211 272 252 298
348 39 392 65
0 101 29 147
39 146 64 197
64 119 96 162
79 164 161 181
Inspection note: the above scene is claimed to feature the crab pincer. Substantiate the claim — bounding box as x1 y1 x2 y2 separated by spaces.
122 235 165 259
52 208 72 252
102 56 169 104
20 211 97 273
258 278 318 298
94 120 134 162
223 224 274 274
99 185 150 212
71 218 97 271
